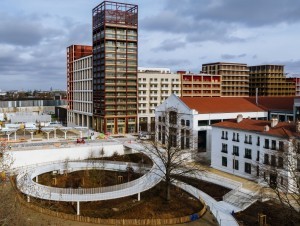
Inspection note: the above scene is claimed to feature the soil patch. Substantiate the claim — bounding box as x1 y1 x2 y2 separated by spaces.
175 175 231 201
234 200 300 226
38 169 141 188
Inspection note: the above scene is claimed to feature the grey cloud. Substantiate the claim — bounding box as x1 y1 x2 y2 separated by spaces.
164 0 300 27
221 53 247 60
147 58 191 68
0 13 62 47
152 39 186 52
0 13 92 90
141 11 245 43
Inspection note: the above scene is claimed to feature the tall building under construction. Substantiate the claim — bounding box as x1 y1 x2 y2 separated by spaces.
92 1 138 134
202 62 249 97
249 65 295 96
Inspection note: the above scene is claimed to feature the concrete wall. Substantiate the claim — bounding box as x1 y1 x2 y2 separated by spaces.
8 143 125 168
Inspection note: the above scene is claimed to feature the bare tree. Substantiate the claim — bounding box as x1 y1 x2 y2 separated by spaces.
255 138 300 224
139 110 200 202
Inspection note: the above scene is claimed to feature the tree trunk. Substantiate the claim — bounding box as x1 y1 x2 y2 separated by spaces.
165 177 171 202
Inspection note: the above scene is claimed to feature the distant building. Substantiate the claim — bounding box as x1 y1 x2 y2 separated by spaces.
137 68 181 132
67 44 93 120
180 72 222 97
249 65 295 96
202 62 249 97
211 117 300 192
92 1 138 134
67 54 93 128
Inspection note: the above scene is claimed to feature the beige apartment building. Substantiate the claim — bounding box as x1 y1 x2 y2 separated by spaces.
202 62 249 97
67 55 93 128
138 68 181 132
249 65 295 96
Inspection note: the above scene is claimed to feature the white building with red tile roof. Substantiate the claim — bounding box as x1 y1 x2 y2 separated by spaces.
211 117 300 192
155 94 268 160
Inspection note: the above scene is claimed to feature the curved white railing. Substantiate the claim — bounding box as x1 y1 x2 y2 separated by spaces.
16 142 164 202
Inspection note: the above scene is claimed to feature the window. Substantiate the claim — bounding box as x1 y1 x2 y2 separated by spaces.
169 127 177 147
264 154 269 165
256 151 260 161
169 111 177 124
249 135 252 144
221 131 228 140
257 137 260 146
279 141 284 151
278 156 283 168
222 157 227 167
245 148 252 159
245 163 251 174
264 139 269 149
186 130 190 149
233 132 239 142
222 143 228 153
159 116 161 122
181 129 184 149
233 146 239 156
186 120 190 127
181 119 185 126
233 159 239 170
198 120 209 126
271 155 276 167
271 140 276 150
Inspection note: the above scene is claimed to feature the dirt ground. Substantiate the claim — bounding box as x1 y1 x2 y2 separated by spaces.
174 175 231 201
234 200 300 226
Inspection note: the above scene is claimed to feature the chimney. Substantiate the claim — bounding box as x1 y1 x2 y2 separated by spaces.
264 125 270 132
271 118 278 128
296 121 300 133
237 114 243 123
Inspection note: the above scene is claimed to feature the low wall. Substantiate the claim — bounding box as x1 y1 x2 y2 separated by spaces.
8 142 125 168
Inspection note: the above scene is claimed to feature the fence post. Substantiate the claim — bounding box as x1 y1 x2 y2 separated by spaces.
77 201 80 215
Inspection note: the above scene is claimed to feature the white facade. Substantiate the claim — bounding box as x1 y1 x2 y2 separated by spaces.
67 55 93 128
138 71 181 132
155 94 268 160
211 119 300 192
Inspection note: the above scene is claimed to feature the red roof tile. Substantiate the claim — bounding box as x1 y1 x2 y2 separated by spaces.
245 97 294 111
180 97 265 114
212 118 298 138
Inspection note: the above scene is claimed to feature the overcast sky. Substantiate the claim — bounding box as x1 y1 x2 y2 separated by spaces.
1 0 300 91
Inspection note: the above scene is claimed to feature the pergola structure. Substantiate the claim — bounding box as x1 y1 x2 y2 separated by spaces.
1 128 18 141
41 127 55 140
74 127 89 138
57 127 73 139
24 127 37 140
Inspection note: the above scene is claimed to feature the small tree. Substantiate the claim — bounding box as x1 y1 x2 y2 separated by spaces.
256 138 300 224
139 110 200 202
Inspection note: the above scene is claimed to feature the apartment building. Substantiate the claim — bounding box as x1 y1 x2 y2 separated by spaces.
202 62 249 97
180 72 221 97
211 117 300 192
67 45 92 114
92 1 138 134
138 68 181 132
249 65 295 96
67 54 93 128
